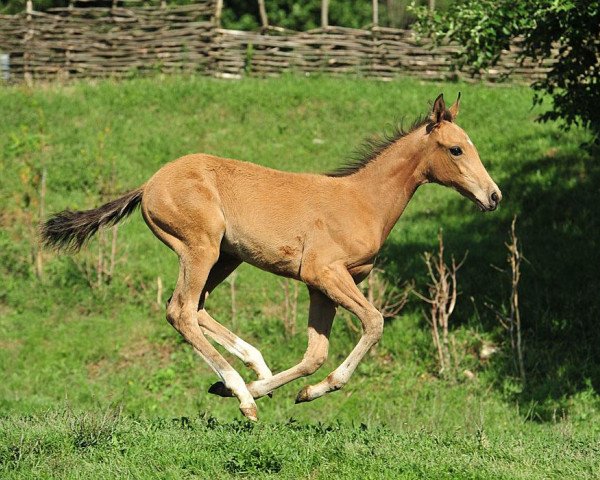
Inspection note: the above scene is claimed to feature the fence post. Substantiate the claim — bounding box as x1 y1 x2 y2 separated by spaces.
24 0 34 84
257 0 268 30
371 0 380 76
214 0 223 28
429 0 435 11
321 0 329 28
372 0 379 27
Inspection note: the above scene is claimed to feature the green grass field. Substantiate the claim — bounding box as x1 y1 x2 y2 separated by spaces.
1 75 598 478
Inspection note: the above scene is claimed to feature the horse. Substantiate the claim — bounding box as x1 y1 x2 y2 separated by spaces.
41 93 501 421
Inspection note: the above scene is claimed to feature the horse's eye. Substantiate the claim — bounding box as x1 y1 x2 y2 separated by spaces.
449 146 463 156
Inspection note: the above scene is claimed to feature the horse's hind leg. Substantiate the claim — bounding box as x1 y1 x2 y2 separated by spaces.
198 254 273 384
142 177 256 419
167 248 258 420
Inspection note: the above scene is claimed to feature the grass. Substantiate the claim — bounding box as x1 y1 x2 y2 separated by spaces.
1 74 598 478
1 410 598 479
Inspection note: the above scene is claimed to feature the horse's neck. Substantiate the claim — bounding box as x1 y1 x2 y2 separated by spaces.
348 133 427 242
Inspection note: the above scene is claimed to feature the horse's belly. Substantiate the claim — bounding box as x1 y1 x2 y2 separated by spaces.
221 231 303 279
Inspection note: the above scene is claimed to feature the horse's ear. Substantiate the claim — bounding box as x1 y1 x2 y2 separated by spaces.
448 92 461 120
430 93 446 124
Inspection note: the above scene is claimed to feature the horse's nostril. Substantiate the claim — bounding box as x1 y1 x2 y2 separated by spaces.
491 192 499 204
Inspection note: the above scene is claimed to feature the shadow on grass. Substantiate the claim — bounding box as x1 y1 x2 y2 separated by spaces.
380 143 600 421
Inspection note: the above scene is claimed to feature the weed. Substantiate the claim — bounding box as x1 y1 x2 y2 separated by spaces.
69 407 121 450
225 447 284 475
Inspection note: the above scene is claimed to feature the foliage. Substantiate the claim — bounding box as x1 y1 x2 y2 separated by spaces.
220 0 453 30
0 0 449 29
412 0 600 143
220 0 379 31
0 0 64 14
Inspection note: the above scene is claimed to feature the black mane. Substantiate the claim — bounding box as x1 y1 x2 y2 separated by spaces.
326 115 431 177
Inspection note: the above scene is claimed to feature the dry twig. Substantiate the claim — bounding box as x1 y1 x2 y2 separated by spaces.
364 268 412 319
413 230 467 376
280 278 299 338
485 216 525 383
227 270 238 329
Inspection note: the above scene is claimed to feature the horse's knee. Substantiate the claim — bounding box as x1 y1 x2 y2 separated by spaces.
365 311 384 344
242 344 267 370
166 300 189 332
166 306 177 328
300 351 328 376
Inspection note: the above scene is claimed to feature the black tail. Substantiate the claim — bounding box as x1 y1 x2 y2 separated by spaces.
40 187 143 252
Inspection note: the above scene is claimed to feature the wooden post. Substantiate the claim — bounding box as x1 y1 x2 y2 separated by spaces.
157 276 163 307
372 0 379 28
97 229 104 288
429 0 435 11
107 225 118 279
214 0 223 28
257 0 268 30
34 168 46 280
230 270 238 329
321 0 329 28
24 0 34 85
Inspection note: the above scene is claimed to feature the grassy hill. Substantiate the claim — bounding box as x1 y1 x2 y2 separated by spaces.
1 75 598 478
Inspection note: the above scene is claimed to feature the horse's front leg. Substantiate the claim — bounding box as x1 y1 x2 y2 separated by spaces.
296 263 383 403
233 288 336 399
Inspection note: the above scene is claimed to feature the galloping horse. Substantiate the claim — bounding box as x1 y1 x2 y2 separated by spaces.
42 94 501 420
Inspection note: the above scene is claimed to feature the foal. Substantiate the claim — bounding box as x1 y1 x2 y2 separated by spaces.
42 94 501 420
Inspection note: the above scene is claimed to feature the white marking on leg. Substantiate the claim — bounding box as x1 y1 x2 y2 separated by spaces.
299 311 383 402
194 347 255 407
233 338 272 379
198 310 273 380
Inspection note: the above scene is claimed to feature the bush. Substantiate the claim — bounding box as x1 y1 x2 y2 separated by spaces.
412 0 600 144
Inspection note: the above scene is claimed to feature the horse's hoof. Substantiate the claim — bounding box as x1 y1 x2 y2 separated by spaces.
295 386 313 404
208 381 234 397
240 404 258 421
267 391 273 398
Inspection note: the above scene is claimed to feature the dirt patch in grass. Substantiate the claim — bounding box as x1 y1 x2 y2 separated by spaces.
87 338 174 379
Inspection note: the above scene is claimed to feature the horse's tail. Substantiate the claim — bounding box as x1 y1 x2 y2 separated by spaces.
40 187 144 252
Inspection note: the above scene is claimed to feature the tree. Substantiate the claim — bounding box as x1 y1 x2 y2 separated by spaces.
412 0 600 144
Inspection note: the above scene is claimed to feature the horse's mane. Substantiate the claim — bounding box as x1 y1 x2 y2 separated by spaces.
326 115 431 178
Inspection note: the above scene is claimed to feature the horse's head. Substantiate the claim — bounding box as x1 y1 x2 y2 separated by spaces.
422 93 502 212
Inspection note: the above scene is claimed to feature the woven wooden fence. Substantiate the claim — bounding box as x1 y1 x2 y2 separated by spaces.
0 1 550 83
0 2 215 81
213 27 550 82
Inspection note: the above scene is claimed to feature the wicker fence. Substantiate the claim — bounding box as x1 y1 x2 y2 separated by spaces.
0 2 216 81
0 1 550 83
213 26 550 82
